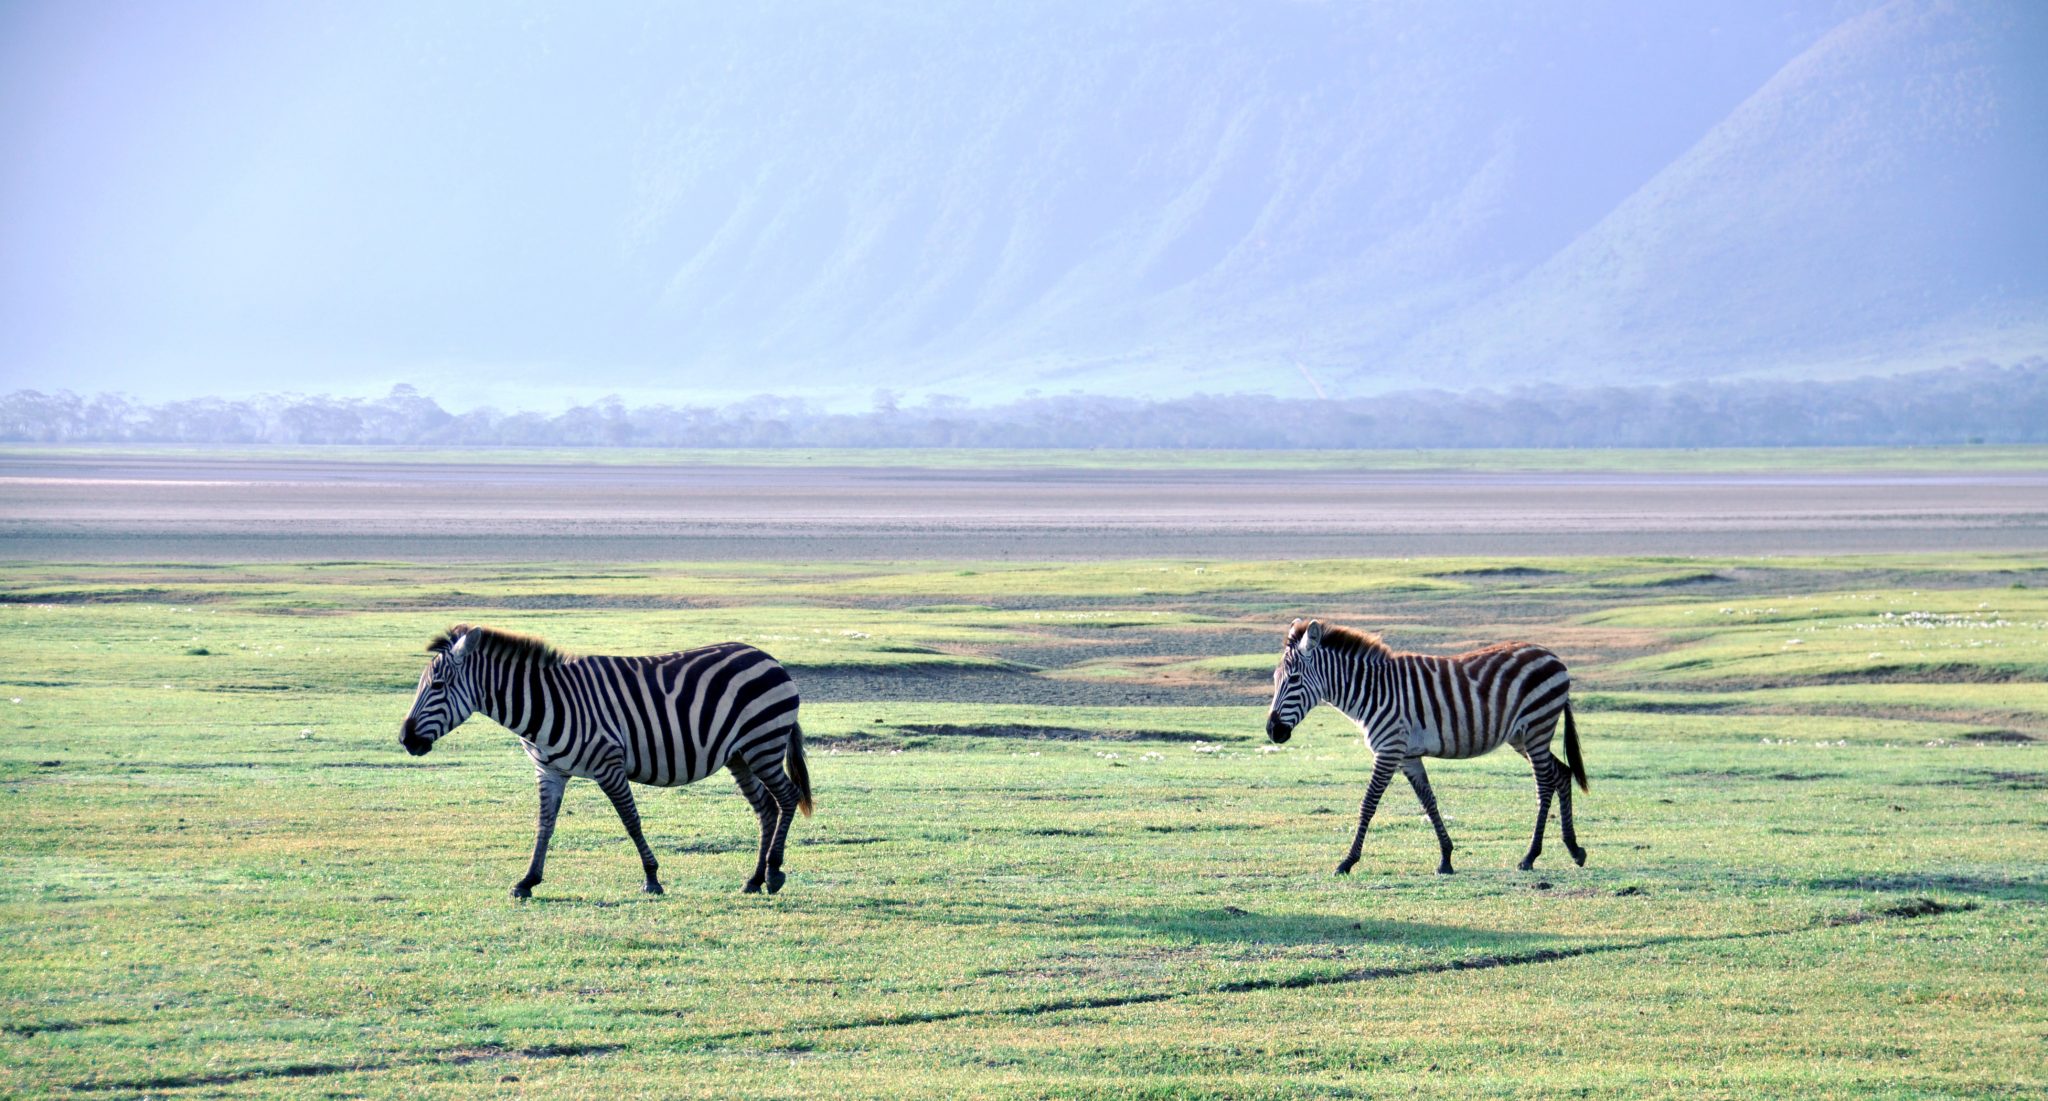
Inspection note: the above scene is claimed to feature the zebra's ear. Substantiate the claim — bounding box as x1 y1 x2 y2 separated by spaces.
429 624 474 659
1304 620 1324 647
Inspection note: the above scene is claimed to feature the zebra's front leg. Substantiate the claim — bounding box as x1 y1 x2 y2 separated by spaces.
1402 757 1455 875
514 768 569 900
1336 753 1402 875
730 761 776 894
594 767 663 895
1520 749 1558 871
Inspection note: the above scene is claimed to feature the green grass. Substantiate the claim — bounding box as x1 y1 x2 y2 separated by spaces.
2 557 2044 1098
1592 588 2048 687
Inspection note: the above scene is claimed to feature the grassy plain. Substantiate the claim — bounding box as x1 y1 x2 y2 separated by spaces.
3 555 2045 1098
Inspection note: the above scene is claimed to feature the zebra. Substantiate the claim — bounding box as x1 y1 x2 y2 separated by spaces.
1264 618 1588 875
398 624 813 898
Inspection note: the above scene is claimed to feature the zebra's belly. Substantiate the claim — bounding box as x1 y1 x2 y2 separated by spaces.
536 725 716 788
1415 724 1509 760
623 741 733 787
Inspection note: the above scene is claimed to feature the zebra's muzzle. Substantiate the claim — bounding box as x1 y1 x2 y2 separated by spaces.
1266 715 1292 743
400 717 434 756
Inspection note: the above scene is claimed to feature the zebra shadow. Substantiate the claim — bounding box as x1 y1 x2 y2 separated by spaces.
740 893 1562 956
512 893 671 910
1079 905 1564 954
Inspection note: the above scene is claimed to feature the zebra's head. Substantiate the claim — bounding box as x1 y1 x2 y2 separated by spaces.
400 625 480 756
1266 618 1325 743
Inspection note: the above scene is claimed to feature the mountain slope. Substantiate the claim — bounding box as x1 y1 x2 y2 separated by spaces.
613 2 1838 394
1 0 2038 401
1388 0 2048 388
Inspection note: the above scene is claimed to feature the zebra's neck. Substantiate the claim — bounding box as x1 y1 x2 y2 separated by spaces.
469 645 561 742
1318 648 1384 725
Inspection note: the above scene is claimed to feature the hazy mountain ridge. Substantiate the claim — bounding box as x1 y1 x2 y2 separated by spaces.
1393 0 2048 386
2 0 2039 401
616 2 1859 393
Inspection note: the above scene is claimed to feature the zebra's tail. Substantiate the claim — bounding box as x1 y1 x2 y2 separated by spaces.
787 722 814 818
1563 700 1589 793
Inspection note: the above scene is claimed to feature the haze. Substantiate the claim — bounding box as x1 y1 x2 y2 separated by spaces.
3 0 2042 409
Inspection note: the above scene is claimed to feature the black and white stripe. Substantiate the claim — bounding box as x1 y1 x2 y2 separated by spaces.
1265 618 1588 875
400 624 812 897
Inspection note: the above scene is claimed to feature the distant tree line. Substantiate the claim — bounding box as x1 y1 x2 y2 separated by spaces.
4 361 2044 448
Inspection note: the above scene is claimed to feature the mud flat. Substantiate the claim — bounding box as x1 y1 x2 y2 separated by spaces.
3 452 2045 561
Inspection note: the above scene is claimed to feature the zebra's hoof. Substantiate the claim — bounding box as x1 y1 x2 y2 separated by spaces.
1334 860 1357 876
1517 857 1537 872
765 871 786 895
643 880 664 895
742 879 764 894
1436 863 1455 875
1569 846 1587 867
511 883 534 900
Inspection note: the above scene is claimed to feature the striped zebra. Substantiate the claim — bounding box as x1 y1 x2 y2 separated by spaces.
1264 619 1588 875
399 624 813 898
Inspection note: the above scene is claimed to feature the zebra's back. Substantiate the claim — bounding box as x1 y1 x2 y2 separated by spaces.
561 642 799 786
1392 642 1569 760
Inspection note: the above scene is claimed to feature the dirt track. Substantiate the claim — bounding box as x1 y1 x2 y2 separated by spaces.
4 453 2046 561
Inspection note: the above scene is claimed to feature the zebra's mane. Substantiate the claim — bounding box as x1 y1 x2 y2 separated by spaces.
1290 620 1390 658
428 624 566 666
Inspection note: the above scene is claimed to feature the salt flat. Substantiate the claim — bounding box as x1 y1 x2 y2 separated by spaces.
3 451 2046 561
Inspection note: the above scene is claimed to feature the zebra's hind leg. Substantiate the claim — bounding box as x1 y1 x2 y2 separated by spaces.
1554 761 1587 866
514 768 570 899
1402 757 1455 874
1336 753 1402 876
593 766 663 895
730 760 776 894
752 759 803 895
1519 747 1558 872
